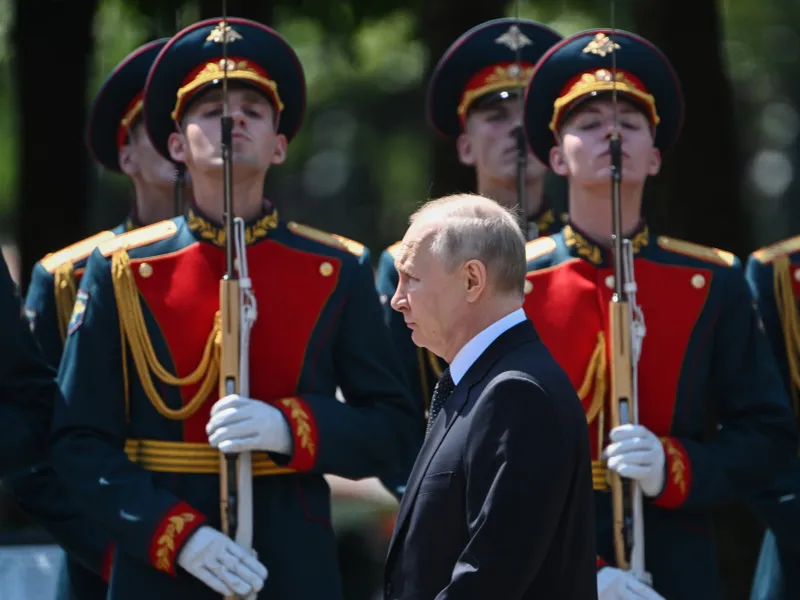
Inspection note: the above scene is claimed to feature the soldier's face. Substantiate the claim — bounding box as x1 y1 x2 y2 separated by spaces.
391 223 466 359
457 98 547 185
549 98 661 187
168 86 287 177
119 122 176 187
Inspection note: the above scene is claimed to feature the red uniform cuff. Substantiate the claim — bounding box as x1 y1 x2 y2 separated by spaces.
149 501 206 576
102 543 115 582
653 436 692 509
275 396 318 471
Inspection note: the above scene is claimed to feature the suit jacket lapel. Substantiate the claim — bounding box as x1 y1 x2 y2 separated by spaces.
387 383 469 559
385 321 539 564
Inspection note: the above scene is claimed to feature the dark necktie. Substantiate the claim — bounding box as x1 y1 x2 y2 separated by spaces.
427 367 455 435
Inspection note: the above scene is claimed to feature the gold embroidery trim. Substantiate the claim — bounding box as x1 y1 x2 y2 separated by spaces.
54 263 78 343
172 60 282 121
773 255 800 417
205 21 243 44
629 227 650 253
661 437 688 495
155 511 197 573
564 225 649 265
457 65 534 118
534 209 555 235
187 207 278 247
564 225 602 265
111 250 221 420
280 398 315 457
550 69 658 132
125 439 295 475
592 460 609 491
582 33 620 57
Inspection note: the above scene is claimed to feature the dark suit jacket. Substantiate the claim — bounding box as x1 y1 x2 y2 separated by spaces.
384 319 597 600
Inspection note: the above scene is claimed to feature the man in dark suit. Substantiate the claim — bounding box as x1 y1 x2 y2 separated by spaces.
384 193 597 600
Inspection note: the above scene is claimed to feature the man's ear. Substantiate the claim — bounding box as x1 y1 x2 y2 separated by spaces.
456 132 476 167
463 259 488 303
118 142 137 177
647 147 662 176
271 134 288 165
549 144 569 177
167 131 187 164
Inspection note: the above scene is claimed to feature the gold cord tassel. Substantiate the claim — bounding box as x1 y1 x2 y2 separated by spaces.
575 331 608 457
579 331 608 426
111 250 221 420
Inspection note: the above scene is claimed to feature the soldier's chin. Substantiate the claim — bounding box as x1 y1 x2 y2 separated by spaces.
200 156 266 177
495 162 529 184
230 155 268 172
590 166 645 187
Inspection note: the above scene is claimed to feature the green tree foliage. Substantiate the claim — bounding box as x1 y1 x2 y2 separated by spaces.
0 0 15 217
1 0 797 251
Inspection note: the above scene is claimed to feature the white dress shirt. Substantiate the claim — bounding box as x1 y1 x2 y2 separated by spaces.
449 308 527 385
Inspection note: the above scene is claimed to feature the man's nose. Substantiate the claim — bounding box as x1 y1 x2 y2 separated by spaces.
390 286 406 313
229 105 248 126
604 123 623 141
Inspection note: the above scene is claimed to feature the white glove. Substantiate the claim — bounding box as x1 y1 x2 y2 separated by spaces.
177 525 267 597
207 394 292 455
597 567 665 600
603 424 665 497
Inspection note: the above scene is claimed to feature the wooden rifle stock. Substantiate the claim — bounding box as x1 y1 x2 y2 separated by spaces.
219 277 240 541
609 299 634 569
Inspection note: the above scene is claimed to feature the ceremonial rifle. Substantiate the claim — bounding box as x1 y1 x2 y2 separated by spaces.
606 6 650 585
173 7 186 217
216 2 258 598
512 0 530 238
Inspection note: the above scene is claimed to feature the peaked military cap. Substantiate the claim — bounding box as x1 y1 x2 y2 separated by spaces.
86 38 169 173
523 28 684 166
426 18 563 138
144 17 306 162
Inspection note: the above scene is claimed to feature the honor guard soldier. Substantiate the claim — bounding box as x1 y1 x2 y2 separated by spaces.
0 254 56 475
521 29 798 599
744 241 800 599
376 18 564 432
23 38 181 364
3 38 186 600
50 17 419 600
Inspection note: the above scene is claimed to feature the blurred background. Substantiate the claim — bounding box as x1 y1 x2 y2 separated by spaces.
0 0 795 598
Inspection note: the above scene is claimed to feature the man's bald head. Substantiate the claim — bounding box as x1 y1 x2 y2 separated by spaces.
408 193 527 296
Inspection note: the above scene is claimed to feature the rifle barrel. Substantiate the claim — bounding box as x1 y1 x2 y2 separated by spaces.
609 106 634 570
